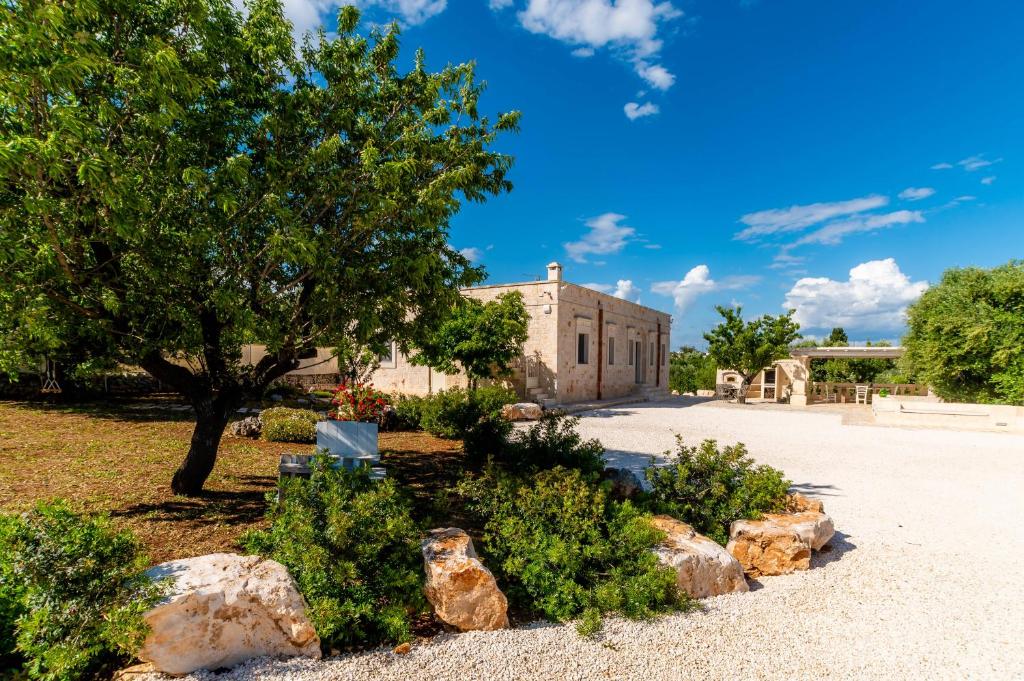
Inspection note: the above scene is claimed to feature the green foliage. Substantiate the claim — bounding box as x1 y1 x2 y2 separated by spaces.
704 306 801 401
418 386 516 439
0 0 518 493
827 327 849 345
668 346 717 394
459 467 686 634
0 515 26 674
1 502 161 681
903 261 1024 404
242 459 424 648
412 292 530 387
810 340 901 384
389 394 427 431
260 407 319 443
644 438 790 545
486 412 606 478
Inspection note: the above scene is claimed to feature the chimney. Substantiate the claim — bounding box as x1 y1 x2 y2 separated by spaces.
546 261 563 282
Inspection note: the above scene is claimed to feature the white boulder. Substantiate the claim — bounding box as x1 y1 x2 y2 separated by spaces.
500 402 544 421
650 516 749 599
139 553 320 675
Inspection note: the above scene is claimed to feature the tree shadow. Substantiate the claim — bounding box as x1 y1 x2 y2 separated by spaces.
788 482 842 498
110 486 273 528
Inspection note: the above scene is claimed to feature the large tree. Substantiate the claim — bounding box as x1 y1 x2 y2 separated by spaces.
0 0 519 494
903 261 1024 404
704 306 801 403
411 291 529 389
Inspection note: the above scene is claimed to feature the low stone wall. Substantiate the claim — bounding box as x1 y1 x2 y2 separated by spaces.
872 395 1024 432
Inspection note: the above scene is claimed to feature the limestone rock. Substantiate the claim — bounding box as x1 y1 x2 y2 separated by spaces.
727 512 835 577
229 415 262 438
650 516 749 598
500 402 544 421
785 492 825 514
603 467 644 500
422 528 509 631
139 553 320 675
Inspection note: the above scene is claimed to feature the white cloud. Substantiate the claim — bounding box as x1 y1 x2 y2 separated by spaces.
564 212 635 263
981 175 997 185
736 194 889 241
459 246 484 262
792 210 924 247
958 154 1001 172
643 243 662 249
623 101 659 120
635 62 675 90
580 279 642 303
513 0 680 90
276 0 445 37
930 162 953 170
783 258 927 332
571 46 595 57
652 265 759 313
897 187 935 201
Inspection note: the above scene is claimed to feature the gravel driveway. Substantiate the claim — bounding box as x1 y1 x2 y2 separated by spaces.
149 399 1024 680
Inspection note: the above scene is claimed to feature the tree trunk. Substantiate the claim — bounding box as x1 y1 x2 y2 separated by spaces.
736 379 748 404
171 396 234 496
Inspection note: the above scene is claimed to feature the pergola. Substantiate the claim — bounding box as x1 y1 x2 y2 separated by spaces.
785 346 905 405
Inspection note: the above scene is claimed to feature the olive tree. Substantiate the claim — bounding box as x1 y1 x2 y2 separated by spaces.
0 0 519 494
703 306 801 403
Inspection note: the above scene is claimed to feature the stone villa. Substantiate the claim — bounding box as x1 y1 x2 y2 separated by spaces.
370 262 672 406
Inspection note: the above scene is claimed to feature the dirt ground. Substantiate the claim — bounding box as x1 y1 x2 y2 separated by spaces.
0 400 463 564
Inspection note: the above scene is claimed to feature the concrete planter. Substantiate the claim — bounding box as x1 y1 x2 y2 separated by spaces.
316 420 378 458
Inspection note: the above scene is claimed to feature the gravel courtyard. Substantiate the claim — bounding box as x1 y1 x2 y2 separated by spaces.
149 399 1024 680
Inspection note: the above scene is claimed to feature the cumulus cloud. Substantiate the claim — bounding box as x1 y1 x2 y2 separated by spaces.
783 258 927 332
580 279 643 302
564 212 635 263
459 246 484 262
897 187 935 201
981 175 997 185
512 0 680 90
736 195 889 241
624 101 659 120
651 265 759 313
275 0 445 37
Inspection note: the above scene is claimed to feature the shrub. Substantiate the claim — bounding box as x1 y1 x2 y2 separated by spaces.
459 467 686 634
0 515 26 675
260 406 319 443
242 458 425 648
389 393 427 431
488 412 605 477
1 502 161 681
418 386 516 439
644 437 790 545
328 383 390 423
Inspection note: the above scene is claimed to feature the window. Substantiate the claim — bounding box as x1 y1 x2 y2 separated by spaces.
764 368 777 385
608 337 615 366
628 341 634 365
577 333 589 364
649 342 654 366
661 344 667 365
379 341 396 367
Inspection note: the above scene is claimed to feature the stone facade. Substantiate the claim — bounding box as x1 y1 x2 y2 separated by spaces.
370 262 672 405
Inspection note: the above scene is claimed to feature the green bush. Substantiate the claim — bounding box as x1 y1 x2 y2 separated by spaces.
261 406 319 443
242 458 425 648
459 467 686 634
1 502 161 681
418 386 516 439
489 412 605 477
389 393 427 431
0 515 26 675
644 437 790 545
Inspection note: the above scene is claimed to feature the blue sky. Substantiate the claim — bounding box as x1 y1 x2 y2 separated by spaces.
291 0 1023 347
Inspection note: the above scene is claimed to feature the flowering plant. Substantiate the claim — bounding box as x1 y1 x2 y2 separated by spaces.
328 382 390 423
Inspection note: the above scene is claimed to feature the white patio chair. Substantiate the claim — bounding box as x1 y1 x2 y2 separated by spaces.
855 384 869 404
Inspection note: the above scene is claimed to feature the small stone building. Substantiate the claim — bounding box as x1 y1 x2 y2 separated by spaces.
370 262 672 405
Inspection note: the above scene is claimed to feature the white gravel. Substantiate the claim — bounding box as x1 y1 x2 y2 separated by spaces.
143 399 1024 680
